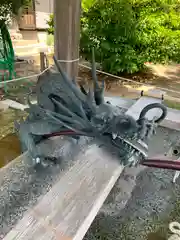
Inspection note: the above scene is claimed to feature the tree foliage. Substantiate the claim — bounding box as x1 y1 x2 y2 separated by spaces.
0 0 31 19
81 0 96 12
47 14 54 35
81 0 138 73
48 0 180 73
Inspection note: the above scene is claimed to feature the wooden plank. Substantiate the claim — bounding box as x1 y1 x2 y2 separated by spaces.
3 145 123 240
3 97 162 240
160 108 180 131
40 52 46 72
1 99 27 111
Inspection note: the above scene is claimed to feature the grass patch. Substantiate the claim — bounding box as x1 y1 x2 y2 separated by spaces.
47 34 54 47
164 100 180 110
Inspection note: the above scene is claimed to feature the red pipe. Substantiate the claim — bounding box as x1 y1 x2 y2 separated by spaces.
140 158 180 171
44 130 80 138
44 132 180 171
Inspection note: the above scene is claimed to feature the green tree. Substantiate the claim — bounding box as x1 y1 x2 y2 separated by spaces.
47 0 180 73
0 0 31 19
47 14 54 35
47 0 96 35
81 0 139 73
82 0 96 12
131 0 180 64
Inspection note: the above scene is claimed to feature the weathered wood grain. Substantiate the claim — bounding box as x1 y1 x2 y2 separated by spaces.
3 145 123 240
160 108 180 131
3 97 163 240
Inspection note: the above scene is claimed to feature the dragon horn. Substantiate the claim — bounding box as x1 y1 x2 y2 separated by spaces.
101 79 105 90
53 56 85 101
45 110 91 136
26 91 34 108
87 88 96 109
72 77 77 85
80 84 88 95
14 120 20 131
51 97 90 126
92 47 99 88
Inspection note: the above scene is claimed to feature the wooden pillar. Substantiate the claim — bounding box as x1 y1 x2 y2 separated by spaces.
54 0 81 79
40 52 46 72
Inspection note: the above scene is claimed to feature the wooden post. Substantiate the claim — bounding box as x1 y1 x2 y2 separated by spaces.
40 52 46 72
54 0 81 79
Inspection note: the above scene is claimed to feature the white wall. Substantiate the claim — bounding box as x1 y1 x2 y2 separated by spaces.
35 0 53 29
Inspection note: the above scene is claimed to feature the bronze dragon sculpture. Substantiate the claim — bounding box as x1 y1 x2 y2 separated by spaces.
15 50 167 168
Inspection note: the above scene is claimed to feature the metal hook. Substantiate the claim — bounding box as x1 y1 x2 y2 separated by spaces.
138 103 167 124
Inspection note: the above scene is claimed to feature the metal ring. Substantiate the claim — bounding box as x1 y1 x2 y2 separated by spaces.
138 103 167 123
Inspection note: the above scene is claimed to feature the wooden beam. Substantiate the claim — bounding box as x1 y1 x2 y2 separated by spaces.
160 108 180 131
54 0 81 79
3 145 123 240
40 52 46 72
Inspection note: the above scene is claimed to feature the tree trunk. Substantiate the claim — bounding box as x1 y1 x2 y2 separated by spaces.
54 0 81 79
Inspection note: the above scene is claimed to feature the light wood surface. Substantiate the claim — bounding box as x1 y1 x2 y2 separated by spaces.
3 145 123 240
3 97 163 240
160 108 180 131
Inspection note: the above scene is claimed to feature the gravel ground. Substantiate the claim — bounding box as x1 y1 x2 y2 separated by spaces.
84 127 180 240
0 126 179 239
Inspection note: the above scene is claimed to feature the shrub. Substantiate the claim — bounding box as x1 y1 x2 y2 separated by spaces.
46 34 54 46
132 0 180 64
47 14 54 35
80 0 139 73
0 0 31 18
47 0 180 74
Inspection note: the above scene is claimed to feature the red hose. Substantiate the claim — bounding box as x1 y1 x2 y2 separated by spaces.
44 130 82 138
44 132 180 171
140 158 180 171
